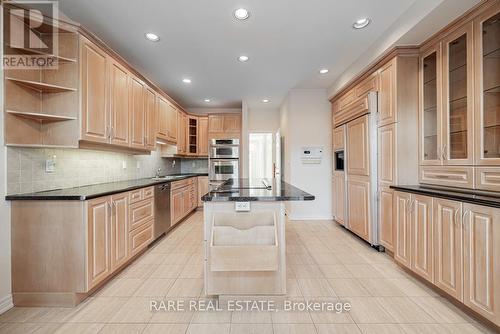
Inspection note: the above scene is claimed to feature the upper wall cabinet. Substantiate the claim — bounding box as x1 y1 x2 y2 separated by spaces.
156 96 178 144
442 23 474 165
208 114 241 139
475 4 500 165
418 25 474 168
129 76 146 149
108 59 130 147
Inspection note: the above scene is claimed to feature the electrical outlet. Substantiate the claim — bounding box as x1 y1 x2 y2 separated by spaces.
172 160 176 167
136 161 140 169
45 156 56 173
235 202 251 212
122 161 127 169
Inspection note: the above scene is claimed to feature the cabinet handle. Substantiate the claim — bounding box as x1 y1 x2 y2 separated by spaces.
454 208 460 227
107 202 112 217
462 210 470 230
442 145 447 161
409 199 415 214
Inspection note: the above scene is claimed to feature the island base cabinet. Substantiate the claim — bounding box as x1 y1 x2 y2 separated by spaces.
463 204 500 324
433 198 463 301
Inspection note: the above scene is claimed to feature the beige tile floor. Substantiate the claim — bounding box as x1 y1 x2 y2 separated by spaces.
0 211 496 334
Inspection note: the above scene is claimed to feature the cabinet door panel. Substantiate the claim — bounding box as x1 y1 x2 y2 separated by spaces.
379 186 394 251
144 88 157 150
347 115 370 176
198 117 208 156
110 193 129 270
81 39 108 143
463 203 500 323
208 115 224 133
87 197 111 289
378 123 396 185
171 189 184 224
394 191 411 268
129 77 145 149
442 23 474 165
333 172 346 225
157 97 169 140
474 5 500 165
433 198 462 301
167 103 178 142
109 60 129 146
419 45 442 165
223 114 241 133
379 60 396 126
347 177 370 241
411 195 433 283
333 126 345 151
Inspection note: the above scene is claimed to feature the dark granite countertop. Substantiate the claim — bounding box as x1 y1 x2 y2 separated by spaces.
201 178 315 202
5 173 208 201
391 185 500 209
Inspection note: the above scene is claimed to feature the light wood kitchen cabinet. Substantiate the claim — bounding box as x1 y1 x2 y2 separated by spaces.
171 178 198 224
347 114 370 176
394 191 412 268
129 221 153 256
87 196 112 289
462 203 500 323
171 188 184 225
332 171 346 225
347 176 371 241
110 193 129 271
198 116 209 156
209 115 224 132
379 186 394 251
81 38 109 144
411 195 434 283
474 4 500 165
187 116 198 155
144 87 157 150
379 60 396 126
378 123 396 185
177 112 188 155
224 114 242 132
109 59 130 147
157 96 169 141
129 76 145 149
167 101 178 143
442 22 474 165
433 198 463 301
197 176 209 207
333 125 345 151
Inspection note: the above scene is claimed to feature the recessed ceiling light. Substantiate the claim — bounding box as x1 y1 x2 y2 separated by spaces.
182 78 192 84
145 32 160 42
238 55 249 62
204 99 211 102
262 99 270 103
353 17 371 29
234 8 250 20
319 68 329 74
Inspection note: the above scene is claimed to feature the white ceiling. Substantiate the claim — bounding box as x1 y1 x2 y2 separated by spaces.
59 0 443 109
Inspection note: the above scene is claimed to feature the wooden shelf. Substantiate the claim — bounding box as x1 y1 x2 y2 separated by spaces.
6 44 77 63
6 77 76 93
6 110 77 122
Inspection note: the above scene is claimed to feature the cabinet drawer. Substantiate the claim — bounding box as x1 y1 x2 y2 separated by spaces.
356 74 378 98
475 167 500 192
419 166 474 189
129 198 154 231
338 90 356 110
129 189 143 204
171 178 194 190
143 186 154 199
129 220 153 256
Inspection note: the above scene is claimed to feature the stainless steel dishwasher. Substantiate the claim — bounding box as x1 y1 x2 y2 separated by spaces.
154 182 171 239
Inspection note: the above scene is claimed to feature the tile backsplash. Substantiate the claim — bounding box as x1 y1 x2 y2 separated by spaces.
181 158 208 174
6 147 182 195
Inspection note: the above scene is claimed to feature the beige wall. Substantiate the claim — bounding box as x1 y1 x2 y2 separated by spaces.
247 108 280 133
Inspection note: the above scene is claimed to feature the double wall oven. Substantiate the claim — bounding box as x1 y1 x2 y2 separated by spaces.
209 139 239 182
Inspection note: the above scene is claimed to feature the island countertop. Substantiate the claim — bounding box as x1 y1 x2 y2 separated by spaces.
201 178 315 202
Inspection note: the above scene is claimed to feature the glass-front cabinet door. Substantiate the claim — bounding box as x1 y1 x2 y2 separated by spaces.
420 44 442 165
475 5 500 165
442 23 474 165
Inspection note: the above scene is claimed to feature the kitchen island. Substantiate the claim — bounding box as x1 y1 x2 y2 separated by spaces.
201 179 314 296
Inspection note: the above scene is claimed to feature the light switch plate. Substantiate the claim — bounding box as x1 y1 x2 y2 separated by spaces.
235 202 251 212
122 161 127 169
45 159 56 173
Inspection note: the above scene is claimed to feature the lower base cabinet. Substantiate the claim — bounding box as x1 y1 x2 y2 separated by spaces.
379 186 394 251
393 191 500 326
333 171 346 225
171 178 199 225
347 176 371 241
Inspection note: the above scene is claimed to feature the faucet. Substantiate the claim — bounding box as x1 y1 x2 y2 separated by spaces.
155 168 161 178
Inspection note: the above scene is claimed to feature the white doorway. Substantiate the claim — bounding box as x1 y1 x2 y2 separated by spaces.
248 133 273 179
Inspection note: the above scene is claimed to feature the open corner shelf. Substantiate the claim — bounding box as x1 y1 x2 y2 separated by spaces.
6 44 77 63
6 109 77 122
6 77 77 93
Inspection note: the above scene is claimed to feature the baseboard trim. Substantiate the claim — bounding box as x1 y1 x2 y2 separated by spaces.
0 294 13 315
287 215 334 221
